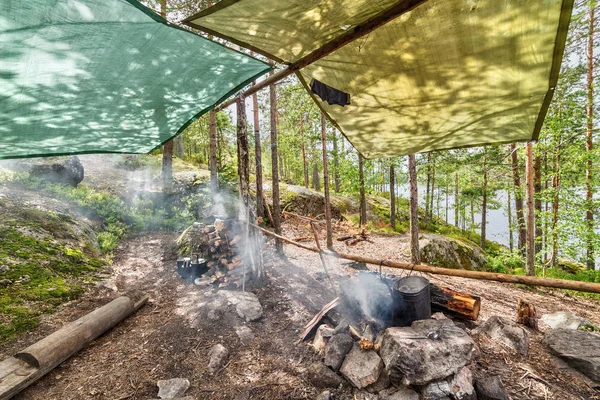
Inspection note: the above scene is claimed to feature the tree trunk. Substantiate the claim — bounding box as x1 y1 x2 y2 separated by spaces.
511 144 526 253
454 172 459 228
425 153 431 217
209 110 218 194
526 142 535 276
312 164 320 191
173 136 185 158
586 2 595 270
359 154 367 226
550 139 561 267
252 83 264 219
508 188 514 253
445 182 449 224
408 154 420 264
269 77 282 252
236 96 250 208
534 153 542 256
481 151 487 248
390 164 396 229
300 119 309 188
333 130 340 193
430 155 436 219
320 112 333 249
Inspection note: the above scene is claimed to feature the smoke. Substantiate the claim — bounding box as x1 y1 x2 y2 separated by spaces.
339 271 395 323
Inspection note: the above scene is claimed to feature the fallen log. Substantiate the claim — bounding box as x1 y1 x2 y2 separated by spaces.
0 291 148 400
250 224 600 295
430 285 481 321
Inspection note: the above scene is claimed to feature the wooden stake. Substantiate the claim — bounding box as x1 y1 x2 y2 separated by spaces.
321 112 333 249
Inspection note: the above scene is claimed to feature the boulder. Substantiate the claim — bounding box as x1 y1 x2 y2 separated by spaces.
306 362 343 389
474 376 508 400
378 387 420 400
556 258 586 274
183 290 263 327
340 344 384 389
366 368 390 393
419 234 486 270
476 316 529 355
207 344 229 374
29 156 84 187
543 328 600 384
324 332 354 371
448 367 476 400
541 311 588 330
421 380 451 399
379 319 475 386
222 290 263 322
157 378 190 399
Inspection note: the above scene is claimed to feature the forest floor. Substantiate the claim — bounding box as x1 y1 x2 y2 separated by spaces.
1 155 600 399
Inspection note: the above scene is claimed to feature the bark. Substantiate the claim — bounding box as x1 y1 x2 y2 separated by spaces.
408 154 420 264
209 110 218 193
430 155 436 219
425 153 431 217
430 285 481 321
511 143 526 253
333 130 340 193
359 154 367 226
526 142 535 276
173 136 185 158
445 182 449 224
252 84 264 219
586 2 595 270
550 138 561 267
508 188 514 253
481 150 487 247
269 77 282 252
301 118 309 188
534 153 542 256
454 172 459 228
162 141 173 185
390 165 396 229
236 96 250 207
320 112 333 249
312 164 320 191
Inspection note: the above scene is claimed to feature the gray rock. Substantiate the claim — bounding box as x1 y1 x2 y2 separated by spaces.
306 362 343 388
543 328 600 384
207 344 229 374
324 332 354 371
222 291 263 322
29 156 84 187
379 387 420 400
421 380 451 399
316 390 331 400
474 376 508 400
541 311 588 330
334 319 349 334
340 344 384 389
150 397 194 400
447 367 476 400
419 234 486 270
476 316 529 355
157 378 190 399
235 325 255 343
380 319 475 386
0 279 12 287
0 265 9 273
184 290 263 327
353 391 378 400
313 324 333 355
366 367 390 393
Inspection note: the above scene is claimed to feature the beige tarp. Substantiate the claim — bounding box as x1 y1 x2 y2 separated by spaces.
185 0 573 158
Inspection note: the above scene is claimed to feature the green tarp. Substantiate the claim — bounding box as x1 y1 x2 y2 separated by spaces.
0 0 271 159
186 0 573 158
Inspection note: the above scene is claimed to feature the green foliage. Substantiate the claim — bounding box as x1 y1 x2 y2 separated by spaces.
486 251 524 274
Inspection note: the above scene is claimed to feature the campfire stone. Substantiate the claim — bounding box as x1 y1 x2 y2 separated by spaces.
224 291 263 322
380 319 475 386
306 362 343 388
421 380 452 399
207 344 229 374
157 378 190 399
476 316 529 355
474 376 508 400
366 367 390 393
379 387 420 400
340 344 384 389
448 367 476 400
324 332 354 371
334 319 349 334
543 328 600 383
313 324 333 354
541 311 589 330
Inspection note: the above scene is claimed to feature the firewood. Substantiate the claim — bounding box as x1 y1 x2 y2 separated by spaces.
516 299 538 330
337 235 354 241
229 235 243 246
430 284 481 321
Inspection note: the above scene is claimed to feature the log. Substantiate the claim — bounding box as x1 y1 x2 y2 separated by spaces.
430 285 481 321
0 291 148 400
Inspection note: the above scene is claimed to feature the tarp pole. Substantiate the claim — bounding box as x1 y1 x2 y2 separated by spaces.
214 0 429 110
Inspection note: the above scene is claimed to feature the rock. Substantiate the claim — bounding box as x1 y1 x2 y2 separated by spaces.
157 378 190 399
366 368 390 393
340 344 384 389
380 319 475 386
476 316 529 355
150 397 194 400
29 156 84 187
556 258 586 274
0 265 9 273
306 362 343 388
183 290 263 327
316 390 331 400
543 328 600 383
353 391 379 400
207 344 229 374
234 325 255 342
474 376 508 400
431 312 448 320
334 319 349 334
378 387 420 400
0 279 12 287
222 291 263 322
101 281 118 292
448 367 476 400
541 311 588 330
313 324 333 355
363 325 376 342
324 332 354 371
421 380 451 399
20 275 30 283
419 234 486 270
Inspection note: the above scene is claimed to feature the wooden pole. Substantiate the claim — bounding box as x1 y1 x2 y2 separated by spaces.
251 224 600 294
390 164 396 229
0 292 148 399
269 74 283 252
408 154 421 264
358 154 367 226
207 0 429 111
236 95 250 207
321 112 333 249
526 142 535 276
